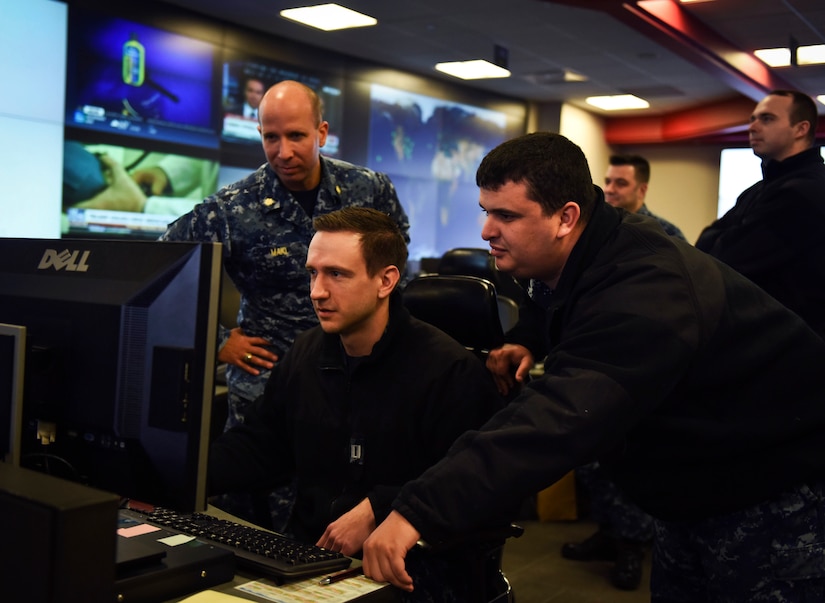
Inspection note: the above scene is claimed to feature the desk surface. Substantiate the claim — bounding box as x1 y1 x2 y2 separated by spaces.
169 570 397 603
164 506 397 603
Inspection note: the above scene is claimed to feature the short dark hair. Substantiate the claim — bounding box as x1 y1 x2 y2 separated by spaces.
609 154 650 184
313 207 407 277
769 89 818 145
476 132 597 222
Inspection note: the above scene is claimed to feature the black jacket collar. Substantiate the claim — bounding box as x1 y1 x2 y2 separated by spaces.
552 187 622 302
318 290 409 371
761 146 824 181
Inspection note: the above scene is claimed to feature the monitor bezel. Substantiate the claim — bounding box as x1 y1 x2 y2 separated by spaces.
0 323 26 466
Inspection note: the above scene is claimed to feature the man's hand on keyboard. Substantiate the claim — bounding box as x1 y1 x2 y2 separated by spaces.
316 498 376 556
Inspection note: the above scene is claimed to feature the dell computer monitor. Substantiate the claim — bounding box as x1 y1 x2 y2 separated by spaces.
0 238 222 512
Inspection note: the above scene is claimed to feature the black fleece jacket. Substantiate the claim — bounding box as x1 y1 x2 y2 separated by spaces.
393 197 825 545
696 146 825 338
209 292 503 543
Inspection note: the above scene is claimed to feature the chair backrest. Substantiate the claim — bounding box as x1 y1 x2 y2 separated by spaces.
437 248 524 305
402 274 504 357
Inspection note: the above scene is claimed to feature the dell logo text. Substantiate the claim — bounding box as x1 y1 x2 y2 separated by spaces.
38 249 91 272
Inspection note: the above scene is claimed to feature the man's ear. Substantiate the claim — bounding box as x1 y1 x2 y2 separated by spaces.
377 265 400 299
557 202 581 238
793 119 811 141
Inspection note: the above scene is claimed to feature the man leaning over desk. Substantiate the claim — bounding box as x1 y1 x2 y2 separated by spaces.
362 132 825 602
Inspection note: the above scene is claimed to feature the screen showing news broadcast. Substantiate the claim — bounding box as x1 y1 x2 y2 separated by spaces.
65 7 221 150
221 54 344 158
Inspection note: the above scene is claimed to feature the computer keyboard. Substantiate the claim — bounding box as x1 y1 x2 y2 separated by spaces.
123 507 352 581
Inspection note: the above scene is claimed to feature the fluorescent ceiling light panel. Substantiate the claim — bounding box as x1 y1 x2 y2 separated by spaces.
755 47 791 67
280 4 377 31
564 70 588 82
435 60 511 80
585 94 649 110
755 44 825 67
798 44 825 65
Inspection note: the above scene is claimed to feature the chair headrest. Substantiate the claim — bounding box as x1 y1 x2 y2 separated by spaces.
437 248 524 304
402 274 504 353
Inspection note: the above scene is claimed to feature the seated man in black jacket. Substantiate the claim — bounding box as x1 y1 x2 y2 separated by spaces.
209 206 504 601
362 132 825 602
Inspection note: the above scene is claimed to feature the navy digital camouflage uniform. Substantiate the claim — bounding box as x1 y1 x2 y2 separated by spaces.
652 480 825 602
637 204 686 241
161 156 409 530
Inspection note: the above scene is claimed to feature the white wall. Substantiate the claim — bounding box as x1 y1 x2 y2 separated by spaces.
559 104 611 183
0 0 67 238
640 144 725 244
536 103 725 244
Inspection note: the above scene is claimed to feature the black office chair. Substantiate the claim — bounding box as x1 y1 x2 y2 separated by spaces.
401 274 523 602
402 274 504 359
437 247 525 306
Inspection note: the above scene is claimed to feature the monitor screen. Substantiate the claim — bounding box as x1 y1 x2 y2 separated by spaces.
220 53 344 158
65 6 221 150
62 138 220 240
0 324 25 466
366 83 509 260
0 239 222 512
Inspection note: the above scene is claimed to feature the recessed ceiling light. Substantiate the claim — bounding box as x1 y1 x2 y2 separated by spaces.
280 4 377 31
755 47 791 67
435 60 511 80
585 94 649 111
563 70 588 83
799 44 825 65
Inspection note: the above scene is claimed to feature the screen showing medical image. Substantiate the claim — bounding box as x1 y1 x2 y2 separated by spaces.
62 139 219 240
367 83 508 260
221 53 344 157
65 7 220 150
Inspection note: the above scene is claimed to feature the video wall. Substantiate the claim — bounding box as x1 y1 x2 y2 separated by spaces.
3 0 527 251
61 4 346 240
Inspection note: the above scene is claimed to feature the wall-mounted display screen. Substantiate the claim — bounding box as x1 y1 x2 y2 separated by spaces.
367 83 509 260
62 139 219 239
65 7 220 150
220 53 344 158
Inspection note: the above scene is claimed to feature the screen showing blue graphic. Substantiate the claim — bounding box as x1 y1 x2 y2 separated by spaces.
65 7 220 149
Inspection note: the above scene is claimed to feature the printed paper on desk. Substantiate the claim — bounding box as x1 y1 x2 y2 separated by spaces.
179 591 249 602
236 575 386 603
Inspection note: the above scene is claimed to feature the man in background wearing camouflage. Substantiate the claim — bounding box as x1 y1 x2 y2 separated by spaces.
161 80 409 529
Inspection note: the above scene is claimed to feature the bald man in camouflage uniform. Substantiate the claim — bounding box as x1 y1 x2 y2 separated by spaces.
162 80 409 529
